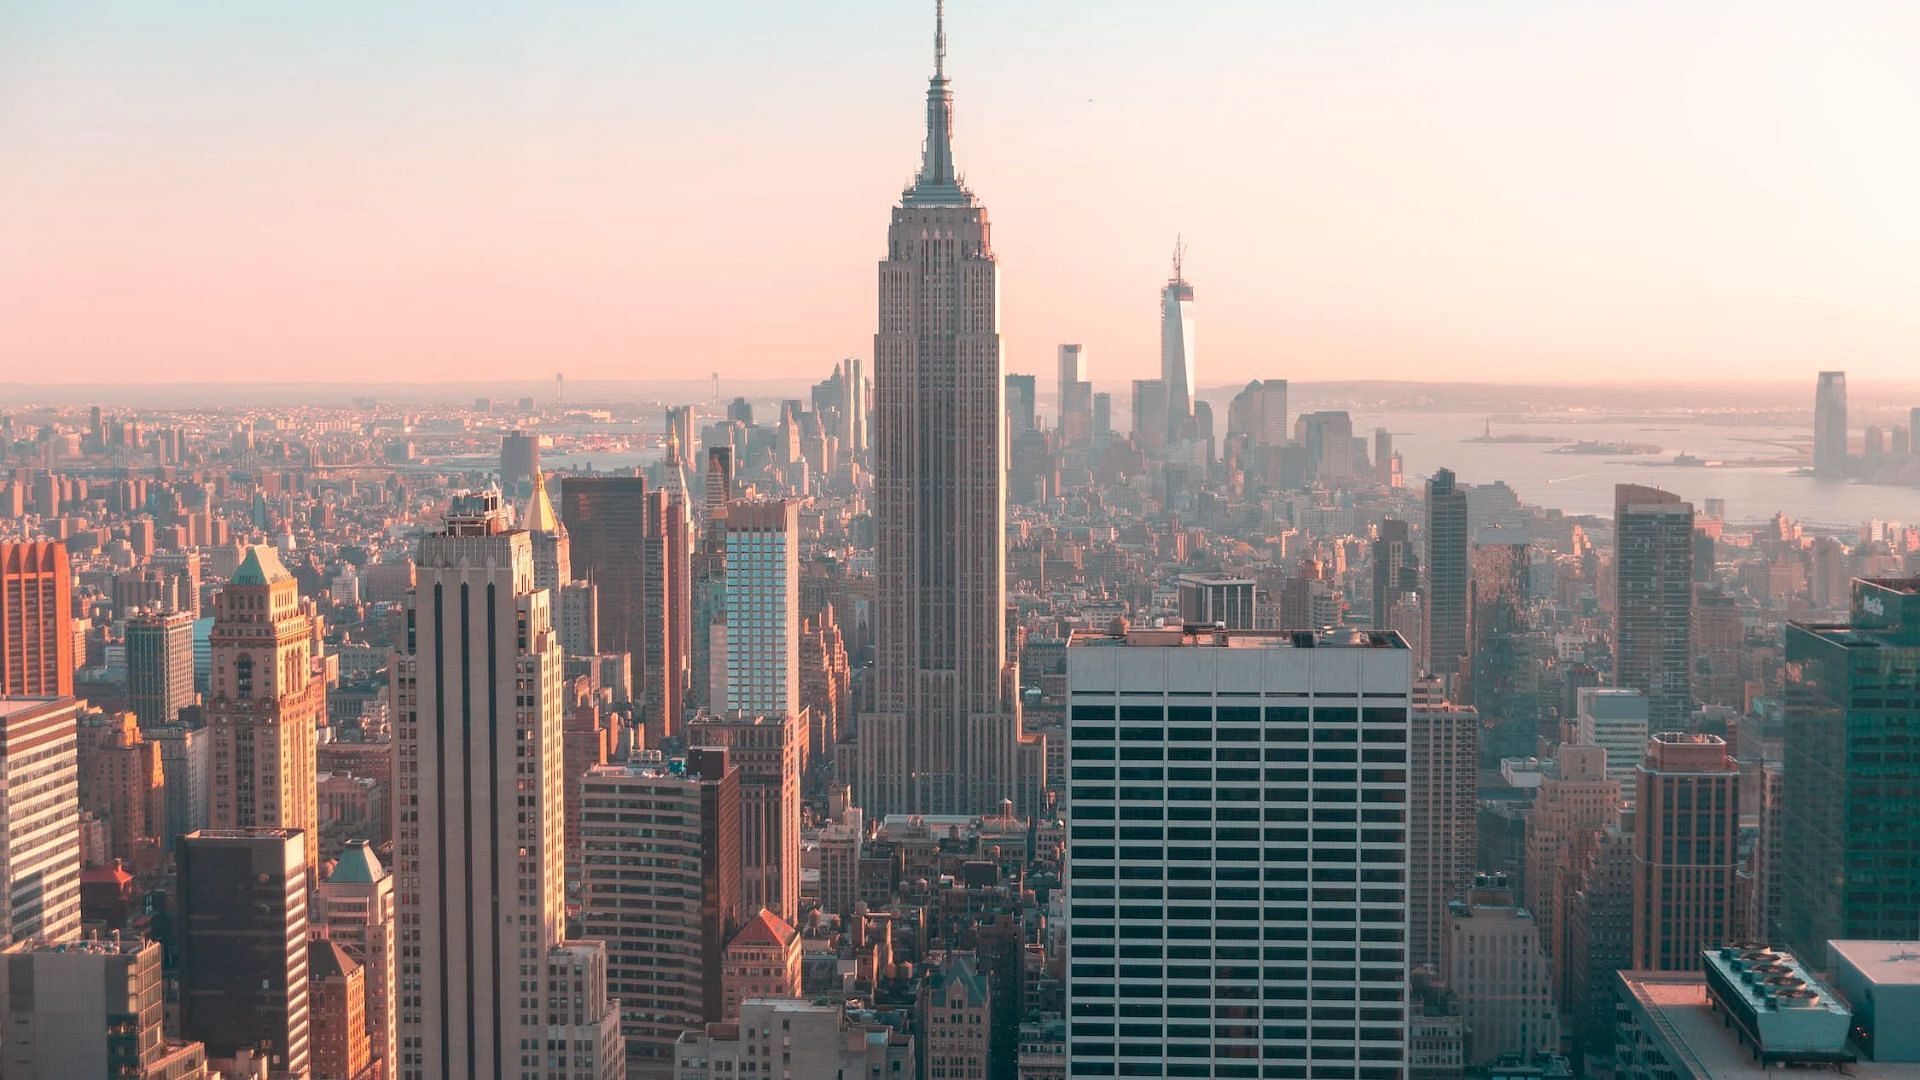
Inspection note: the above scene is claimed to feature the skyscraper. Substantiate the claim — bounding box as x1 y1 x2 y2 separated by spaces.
1630 733 1739 971
1780 577 1920 958
207 546 323 880
703 446 734 525
0 696 81 946
391 493 622 1080
176 828 311 1077
0 541 74 697
309 940 372 1080
562 475 650 667
1064 625 1412 1076
500 430 540 493
579 749 742 1073
1296 410 1357 481
1056 344 1092 443
1130 378 1168 454
125 608 195 729
721 500 799 719
642 487 691 737
1813 370 1848 477
319 839 396 1080
1470 534 1536 759
1613 485 1695 729
1373 518 1418 630
1005 372 1037 434
1160 242 1197 441
1522 743 1619 1001
1425 468 1469 683
1225 378 1289 447
521 470 571 600
685 710 804 924
860 3 1025 818
1410 677 1479 973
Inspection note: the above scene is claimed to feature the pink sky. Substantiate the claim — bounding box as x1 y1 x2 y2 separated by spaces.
3 1 1918 386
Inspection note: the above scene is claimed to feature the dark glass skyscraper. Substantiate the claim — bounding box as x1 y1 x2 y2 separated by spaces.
1613 485 1695 728
1780 577 1920 957
177 828 311 1077
1424 468 1469 683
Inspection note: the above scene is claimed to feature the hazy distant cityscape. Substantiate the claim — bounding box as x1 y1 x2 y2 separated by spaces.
6 4 1920 1080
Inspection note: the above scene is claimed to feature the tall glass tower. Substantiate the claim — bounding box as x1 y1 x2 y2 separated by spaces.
1814 370 1849 477
1160 244 1197 442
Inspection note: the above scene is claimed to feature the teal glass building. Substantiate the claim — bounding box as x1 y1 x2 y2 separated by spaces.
1780 578 1920 957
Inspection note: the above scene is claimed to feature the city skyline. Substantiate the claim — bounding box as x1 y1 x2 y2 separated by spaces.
10 5 1920 1078
6 2 1920 385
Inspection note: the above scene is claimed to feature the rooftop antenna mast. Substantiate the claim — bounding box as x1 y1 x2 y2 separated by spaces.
935 0 947 79
1171 234 1187 282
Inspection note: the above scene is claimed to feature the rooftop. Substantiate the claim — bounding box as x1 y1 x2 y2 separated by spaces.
0 696 72 720
6 935 152 957
1070 626 1407 650
1828 940 1920 987
326 839 387 886
230 544 293 586
729 909 798 950
1617 972 1920 1079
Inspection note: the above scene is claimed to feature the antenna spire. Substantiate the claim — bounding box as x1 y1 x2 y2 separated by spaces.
936 0 947 79
1172 234 1187 282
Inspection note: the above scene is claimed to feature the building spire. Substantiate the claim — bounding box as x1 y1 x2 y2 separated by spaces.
935 0 947 79
907 0 966 204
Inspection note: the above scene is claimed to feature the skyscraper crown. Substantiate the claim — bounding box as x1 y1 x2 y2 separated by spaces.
904 1 972 207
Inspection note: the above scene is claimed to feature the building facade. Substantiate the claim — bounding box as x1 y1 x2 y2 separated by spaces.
1780 577 1920 959
579 749 741 1074
721 499 800 719
319 839 396 1080
176 828 311 1077
685 710 804 924
391 494 621 1080
0 541 73 697
1065 625 1412 1077
1410 678 1479 973
125 609 196 729
0 696 82 946
1613 485 1695 729
206 546 323 879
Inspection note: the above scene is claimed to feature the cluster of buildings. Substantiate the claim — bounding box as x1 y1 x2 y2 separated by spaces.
4 7 1920 1080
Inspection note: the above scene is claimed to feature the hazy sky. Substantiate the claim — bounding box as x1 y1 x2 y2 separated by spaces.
4 1 1918 386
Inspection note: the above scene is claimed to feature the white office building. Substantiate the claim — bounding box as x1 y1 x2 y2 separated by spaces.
1065 625 1412 1079
1575 687 1650 803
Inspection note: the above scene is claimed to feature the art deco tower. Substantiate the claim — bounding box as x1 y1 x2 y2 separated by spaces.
392 493 621 1080
860 2 1023 816
207 545 323 881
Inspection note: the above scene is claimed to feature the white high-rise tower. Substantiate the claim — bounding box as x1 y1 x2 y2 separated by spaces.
859 2 1029 817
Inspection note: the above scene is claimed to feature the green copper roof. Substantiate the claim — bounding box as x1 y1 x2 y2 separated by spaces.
231 544 293 586
327 839 386 885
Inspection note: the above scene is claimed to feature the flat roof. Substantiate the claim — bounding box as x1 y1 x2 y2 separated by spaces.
1829 941 1920 986
0 696 72 719
1622 972 1920 1079
1070 627 1407 650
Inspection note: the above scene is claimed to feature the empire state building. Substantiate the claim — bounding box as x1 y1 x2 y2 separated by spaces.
858 2 1033 817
